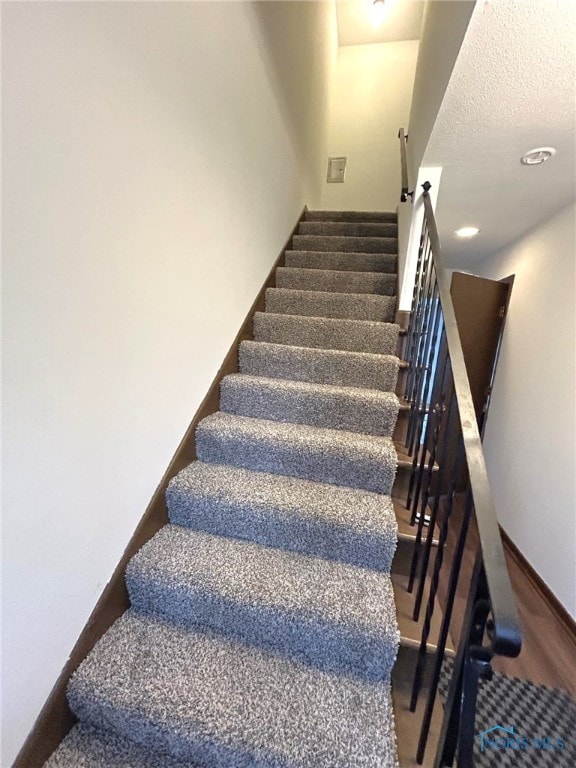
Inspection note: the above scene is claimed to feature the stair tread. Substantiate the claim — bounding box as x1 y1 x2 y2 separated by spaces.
395 440 439 472
198 411 396 460
68 610 398 768
285 250 397 273
304 210 396 223
265 287 396 322
127 526 399 678
45 724 196 768
196 411 398 494
298 222 398 237
276 266 396 296
253 312 400 355
393 573 454 654
292 235 397 254
393 498 439 545
167 461 398 572
256 312 399 330
221 373 400 436
239 340 400 392
223 372 399 403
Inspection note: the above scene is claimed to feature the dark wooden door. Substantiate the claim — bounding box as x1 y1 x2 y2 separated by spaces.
450 271 514 434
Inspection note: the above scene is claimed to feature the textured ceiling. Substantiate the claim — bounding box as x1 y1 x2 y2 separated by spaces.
424 0 576 266
336 0 424 46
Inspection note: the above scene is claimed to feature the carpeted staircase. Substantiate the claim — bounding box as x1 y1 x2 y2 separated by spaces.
46 210 405 768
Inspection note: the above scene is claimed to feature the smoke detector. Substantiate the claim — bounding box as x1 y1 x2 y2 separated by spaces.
521 147 556 166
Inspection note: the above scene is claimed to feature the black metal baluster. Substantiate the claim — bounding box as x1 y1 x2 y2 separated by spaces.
409 431 465 711
406 285 443 517
412 384 460 621
407 379 447 594
412 279 442 448
457 603 493 768
433 557 492 768
404 224 429 409
406 256 436 453
407 268 440 457
415 489 474 764
407 334 449 522
406 237 433 455
405 224 433 415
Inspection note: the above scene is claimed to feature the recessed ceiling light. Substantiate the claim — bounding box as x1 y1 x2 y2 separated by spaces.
454 226 480 238
521 147 556 165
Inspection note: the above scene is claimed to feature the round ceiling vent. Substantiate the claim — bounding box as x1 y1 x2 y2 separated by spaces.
521 147 556 165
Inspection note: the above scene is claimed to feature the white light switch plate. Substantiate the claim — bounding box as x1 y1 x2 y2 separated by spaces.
327 156 347 183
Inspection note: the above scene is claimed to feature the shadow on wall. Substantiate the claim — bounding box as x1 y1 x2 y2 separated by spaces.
250 1 337 206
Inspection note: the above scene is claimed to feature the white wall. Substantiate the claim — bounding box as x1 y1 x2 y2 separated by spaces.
407 0 476 184
472 202 576 619
1 2 337 762
321 40 419 212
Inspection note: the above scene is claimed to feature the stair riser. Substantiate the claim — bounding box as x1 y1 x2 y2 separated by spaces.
196 428 397 494
392 465 412 499
391 540 415 577
67 689 240 767
285 250 397 274
298 222 398 238
393 408 409 443
126 572 397 681
292 235 397 254
239 341 400 392
220 378 399 437
167 491 396 574
67 611 399 768
304 210 396 223
253 313 400 356
45 725 191 768
265 288 396 322
276 267 396 296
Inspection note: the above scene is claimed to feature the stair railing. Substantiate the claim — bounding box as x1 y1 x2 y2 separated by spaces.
398 149 522 766
398 128 412 202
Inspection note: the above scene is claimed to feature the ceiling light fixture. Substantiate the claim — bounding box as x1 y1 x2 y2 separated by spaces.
521 147 556 166
454 226 480 238
372 0 387 24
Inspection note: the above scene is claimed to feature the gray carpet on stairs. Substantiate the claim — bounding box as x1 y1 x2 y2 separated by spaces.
304 210 396 223
253 312 400 355
239 340 400 391
67 610 399 768
126 526 399 679
221 373 400 435
45 724 197 768
167 462 398 572
46 209 403 768
285 249 397 273
292 235 397 253
265 287 396 321
276 266 397 295
298 221 397 238
196 412 398 493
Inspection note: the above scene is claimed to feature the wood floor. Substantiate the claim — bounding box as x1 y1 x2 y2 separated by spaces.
393 520 576 766
492 541 576 699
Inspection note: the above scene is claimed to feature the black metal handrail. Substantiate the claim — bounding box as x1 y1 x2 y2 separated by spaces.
400 171 522 766
420 188 520 656
398 128 411 202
